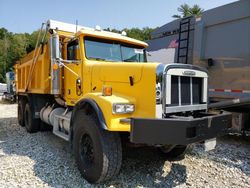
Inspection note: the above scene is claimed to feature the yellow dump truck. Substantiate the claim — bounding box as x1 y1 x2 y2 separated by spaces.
15 20 231 183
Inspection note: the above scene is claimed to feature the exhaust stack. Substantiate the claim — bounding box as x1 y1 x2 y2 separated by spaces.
49 30 61 95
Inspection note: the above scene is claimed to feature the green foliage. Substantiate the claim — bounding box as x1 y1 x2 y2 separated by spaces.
173 4 204 18
26 30 47 53
125 27 155 41
0 28 44 82
105 27 155 41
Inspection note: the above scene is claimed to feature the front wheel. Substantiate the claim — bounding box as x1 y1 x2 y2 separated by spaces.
73 110 122 183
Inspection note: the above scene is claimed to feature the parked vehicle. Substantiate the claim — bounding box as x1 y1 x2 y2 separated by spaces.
0 83 7 95
2 71 16 102
147 0 250 135
15 20 231 183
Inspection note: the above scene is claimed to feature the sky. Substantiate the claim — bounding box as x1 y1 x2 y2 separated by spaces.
0 0 237 34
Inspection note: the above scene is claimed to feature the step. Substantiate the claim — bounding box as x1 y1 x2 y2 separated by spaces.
53 129 70 141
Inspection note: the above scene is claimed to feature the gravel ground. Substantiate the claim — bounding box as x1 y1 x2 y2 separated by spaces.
0 102 249 188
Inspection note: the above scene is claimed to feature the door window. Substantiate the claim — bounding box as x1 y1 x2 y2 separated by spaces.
67 40 79 60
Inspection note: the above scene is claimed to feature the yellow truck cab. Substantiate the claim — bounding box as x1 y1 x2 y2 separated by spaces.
15 20 231 183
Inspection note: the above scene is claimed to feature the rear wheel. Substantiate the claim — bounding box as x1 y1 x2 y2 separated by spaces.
18 99 25 127
24 103 40 133
158 145 188 159
73 110 122 183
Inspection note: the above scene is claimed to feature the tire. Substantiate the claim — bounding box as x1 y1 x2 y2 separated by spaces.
24 103 40 133
158 145 188 160
73 110 122 183
18 99 25 127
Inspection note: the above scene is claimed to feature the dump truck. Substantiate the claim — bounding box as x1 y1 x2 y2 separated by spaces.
15 20 231 183
147 0 250 135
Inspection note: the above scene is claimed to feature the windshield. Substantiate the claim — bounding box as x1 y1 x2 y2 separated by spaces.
84 37 147 62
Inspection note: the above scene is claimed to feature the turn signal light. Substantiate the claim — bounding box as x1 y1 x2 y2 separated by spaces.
102 86 112 96
53 63 59 70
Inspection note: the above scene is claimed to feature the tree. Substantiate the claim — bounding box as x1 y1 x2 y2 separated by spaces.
105 27 155 41
0 28 11 82
173 4 204 18
125 27 155 41
25 29 47 53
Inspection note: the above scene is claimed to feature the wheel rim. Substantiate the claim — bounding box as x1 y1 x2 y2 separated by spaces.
80 134 94 165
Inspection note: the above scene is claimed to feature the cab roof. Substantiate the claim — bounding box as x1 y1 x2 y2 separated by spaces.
47 19 148 48
78 29 148 47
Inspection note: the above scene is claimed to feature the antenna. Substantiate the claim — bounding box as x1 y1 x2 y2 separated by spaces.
75 20 78 33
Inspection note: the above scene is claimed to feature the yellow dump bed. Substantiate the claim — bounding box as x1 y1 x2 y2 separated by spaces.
15 44 51 94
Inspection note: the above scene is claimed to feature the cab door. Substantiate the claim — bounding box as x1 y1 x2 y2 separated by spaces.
63 39 83 105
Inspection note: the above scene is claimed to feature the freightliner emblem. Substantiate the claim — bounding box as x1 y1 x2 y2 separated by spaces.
182 70 196 76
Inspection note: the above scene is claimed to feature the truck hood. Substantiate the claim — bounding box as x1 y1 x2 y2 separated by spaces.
89 61 159 118
92 62 145 84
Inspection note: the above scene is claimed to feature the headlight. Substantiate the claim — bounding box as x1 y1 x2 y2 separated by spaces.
112 104 135 114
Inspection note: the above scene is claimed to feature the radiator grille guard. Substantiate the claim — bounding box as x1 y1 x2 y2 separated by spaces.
169 76 202 106
156 64 208 117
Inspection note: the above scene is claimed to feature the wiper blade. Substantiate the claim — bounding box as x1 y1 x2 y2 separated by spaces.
88 57 106 61
124 59 138 62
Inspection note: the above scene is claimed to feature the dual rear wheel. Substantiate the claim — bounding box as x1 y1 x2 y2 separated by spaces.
17 100 25 127
18 99 39 133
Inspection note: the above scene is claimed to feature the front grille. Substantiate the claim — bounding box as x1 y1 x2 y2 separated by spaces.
171 76 179 105
169 75 203 106
181 76 191 105
192 77 202 104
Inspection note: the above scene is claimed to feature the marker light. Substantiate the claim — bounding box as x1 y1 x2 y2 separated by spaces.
121 31 127 36
95 25 102 31
53 63 59 70
102 86 112 96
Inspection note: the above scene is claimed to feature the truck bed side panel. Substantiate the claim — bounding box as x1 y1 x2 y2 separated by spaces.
16 45 51 94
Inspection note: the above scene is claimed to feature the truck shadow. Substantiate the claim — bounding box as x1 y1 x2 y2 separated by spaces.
0 118 249 187
107 146 187 187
